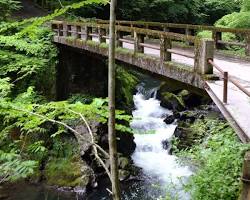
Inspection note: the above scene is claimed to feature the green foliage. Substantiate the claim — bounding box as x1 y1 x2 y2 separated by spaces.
216 0 250 28
0 0 21 21
44 157 84 187
176 119 250 200
116 66 139 111
0 0 115 185
216 12 250 28
241 0 250 11
0 150 38 182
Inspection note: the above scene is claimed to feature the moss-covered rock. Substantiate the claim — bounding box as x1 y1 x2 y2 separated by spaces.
44 157 94 188
160 92 185 111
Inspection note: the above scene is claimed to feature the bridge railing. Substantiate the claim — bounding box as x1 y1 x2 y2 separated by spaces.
208 59 250 104
51 20 214 75
92 19 250 56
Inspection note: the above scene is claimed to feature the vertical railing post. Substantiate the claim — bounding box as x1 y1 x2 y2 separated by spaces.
223 71 228 104
163 26 170 32
116 31 123 47
63 23 68 37
71 25 77 39
58 24 63 36
76 26 82 39
185 28 195 45
86 26 92 41
245 34 250 56
160 36 172 63
213 31 222 49
51 23 59 37
134 31 144 54
99 28 107 43
240 152 250 200
194 39 214 74
131 24 134 37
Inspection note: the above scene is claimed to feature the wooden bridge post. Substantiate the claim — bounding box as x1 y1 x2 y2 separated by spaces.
160 36 171 62
86 26 93 41
240 151 250 200
116 31 124 47
71 25 77 39
134 31 144 54
194 39 214 74
212 31 222 49
245 34 250 56
62 23 68 37
76 26 82 39
99 28 107 43
185 28 195 45
163 26 170 32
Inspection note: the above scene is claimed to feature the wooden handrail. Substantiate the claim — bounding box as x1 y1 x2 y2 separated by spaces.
208 59 250 103
52 20 215 75
51 20 196 42
95 19 250 35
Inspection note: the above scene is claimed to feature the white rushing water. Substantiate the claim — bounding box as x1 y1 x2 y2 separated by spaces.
131 84 192 199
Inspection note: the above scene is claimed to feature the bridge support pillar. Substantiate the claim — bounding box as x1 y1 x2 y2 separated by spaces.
134 32 144 54
160 37 171 62
240 152 250 200
194 39 214 74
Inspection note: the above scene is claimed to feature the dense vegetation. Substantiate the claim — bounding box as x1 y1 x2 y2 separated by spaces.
34 0 243 25
174 119 250 200
0 0 250 199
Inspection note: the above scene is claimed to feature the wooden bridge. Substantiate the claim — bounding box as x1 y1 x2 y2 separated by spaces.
51 20 250 143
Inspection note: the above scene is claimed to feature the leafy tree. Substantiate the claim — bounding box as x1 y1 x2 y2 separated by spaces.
216 0 250 28
0 0 21 21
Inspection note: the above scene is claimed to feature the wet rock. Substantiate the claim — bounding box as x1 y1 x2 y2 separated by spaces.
174 127 183 138
119 170 130 181
156 81 182 100
160 92 185 111
164 115 175 124
117 131 136 156
118 157 130 169
162 140 169 150
45 157 95 189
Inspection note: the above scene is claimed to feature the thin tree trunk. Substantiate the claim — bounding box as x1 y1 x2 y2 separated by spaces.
108 0 121 199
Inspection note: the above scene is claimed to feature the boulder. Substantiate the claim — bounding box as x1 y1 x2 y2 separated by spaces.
44 157 95 189
160 92 185 111
117 131 136 156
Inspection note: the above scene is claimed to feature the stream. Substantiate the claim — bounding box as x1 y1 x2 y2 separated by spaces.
1 77 192 200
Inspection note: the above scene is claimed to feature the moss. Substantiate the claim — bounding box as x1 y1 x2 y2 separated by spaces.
99 42 108 49
161 91 185 111
86 40 99 47
116 66 139 111
168 61 194 72
44 156 86 187
116 47 133 55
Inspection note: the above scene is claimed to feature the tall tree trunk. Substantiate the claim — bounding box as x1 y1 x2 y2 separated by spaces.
108 0 121 199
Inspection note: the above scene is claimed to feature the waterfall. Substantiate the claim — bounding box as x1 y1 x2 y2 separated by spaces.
131 84 192 199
